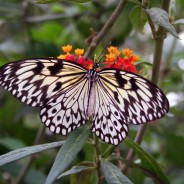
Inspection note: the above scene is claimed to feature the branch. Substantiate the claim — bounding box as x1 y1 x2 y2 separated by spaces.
121 0 171 173
84 0 128 58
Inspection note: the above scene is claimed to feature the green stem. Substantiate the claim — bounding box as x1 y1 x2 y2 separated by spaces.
84 0 128 58
101 145 114 158
94 134 102 184
122 0 171 173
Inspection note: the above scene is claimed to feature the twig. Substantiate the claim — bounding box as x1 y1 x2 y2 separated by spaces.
121 0 171 173
15 125 46 184
145 11 157 38
84 0 128 58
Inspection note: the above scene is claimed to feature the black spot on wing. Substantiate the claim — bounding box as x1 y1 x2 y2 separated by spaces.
113 121 117 126
129 77 138 90
115 71 127 87
66 116 70 122
53 82 62 92
47 62 63 75
33 62 44 74
57 116 61 121
52 108 57 114
74 113 78 119
114 91 120 103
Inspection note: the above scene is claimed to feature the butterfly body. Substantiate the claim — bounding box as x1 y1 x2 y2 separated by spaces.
86 63 99 117
0 58 169 145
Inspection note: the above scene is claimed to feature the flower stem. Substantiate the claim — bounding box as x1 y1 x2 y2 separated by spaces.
84 0 128 58
94 134 102 184
122 0 171 173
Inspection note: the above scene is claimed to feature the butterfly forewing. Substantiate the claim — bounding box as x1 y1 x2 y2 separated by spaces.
98 69 169 126
0 59 86 107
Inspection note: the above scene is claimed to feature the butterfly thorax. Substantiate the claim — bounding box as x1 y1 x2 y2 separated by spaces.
87 63 98 80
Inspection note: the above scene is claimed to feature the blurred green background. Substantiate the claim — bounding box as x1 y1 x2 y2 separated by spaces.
0 0 184 183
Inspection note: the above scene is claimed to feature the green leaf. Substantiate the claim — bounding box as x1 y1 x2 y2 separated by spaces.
0 137 26 150
1 162 46 184
124 137 170 184
145 7 179 38
0 141 64 166
36 0 92 3
101 159 133 184
58 166 93 178
129 5 147 32
128 0 142 5
135 61 153 67
164 131 184 167
31 22 63 43
36 0 59 3
63 0 92 2
172 19 184 24
70 165 96 184
45 126 90 184
112 155 168 183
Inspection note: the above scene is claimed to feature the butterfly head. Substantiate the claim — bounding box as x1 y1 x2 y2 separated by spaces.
92 63 99 70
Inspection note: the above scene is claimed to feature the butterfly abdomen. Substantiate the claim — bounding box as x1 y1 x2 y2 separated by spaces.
86 69 97 117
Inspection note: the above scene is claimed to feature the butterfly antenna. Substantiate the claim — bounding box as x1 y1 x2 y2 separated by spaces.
95 42 112 63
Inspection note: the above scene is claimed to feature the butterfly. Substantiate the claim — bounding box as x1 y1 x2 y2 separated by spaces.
0 58 169 145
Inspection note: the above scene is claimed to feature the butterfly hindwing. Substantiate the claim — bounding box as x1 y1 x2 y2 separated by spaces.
91 79 129 145
40 76 90 135
98 69 169 126
0 59 86 107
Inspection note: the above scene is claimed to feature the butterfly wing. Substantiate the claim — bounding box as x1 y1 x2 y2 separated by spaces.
0 58 90 135
98 69 169 124
40 74 90 135
0 58 86 107
0 58 169 143
91 79 129 145
92 69 169 145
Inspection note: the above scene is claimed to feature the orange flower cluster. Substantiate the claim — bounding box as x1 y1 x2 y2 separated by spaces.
57 45 139 73
104 46 139 73
58 45 93 69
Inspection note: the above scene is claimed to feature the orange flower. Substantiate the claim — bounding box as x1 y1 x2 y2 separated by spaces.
105 53 116 63
57 54 66 59
75 48 84 57
122 48 133 57
57 44 139 73
107 46 120 56
62 45 72 54
132 54 139 62
107 46 118 54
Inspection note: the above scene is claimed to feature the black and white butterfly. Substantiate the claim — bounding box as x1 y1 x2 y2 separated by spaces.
0 58 169 145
